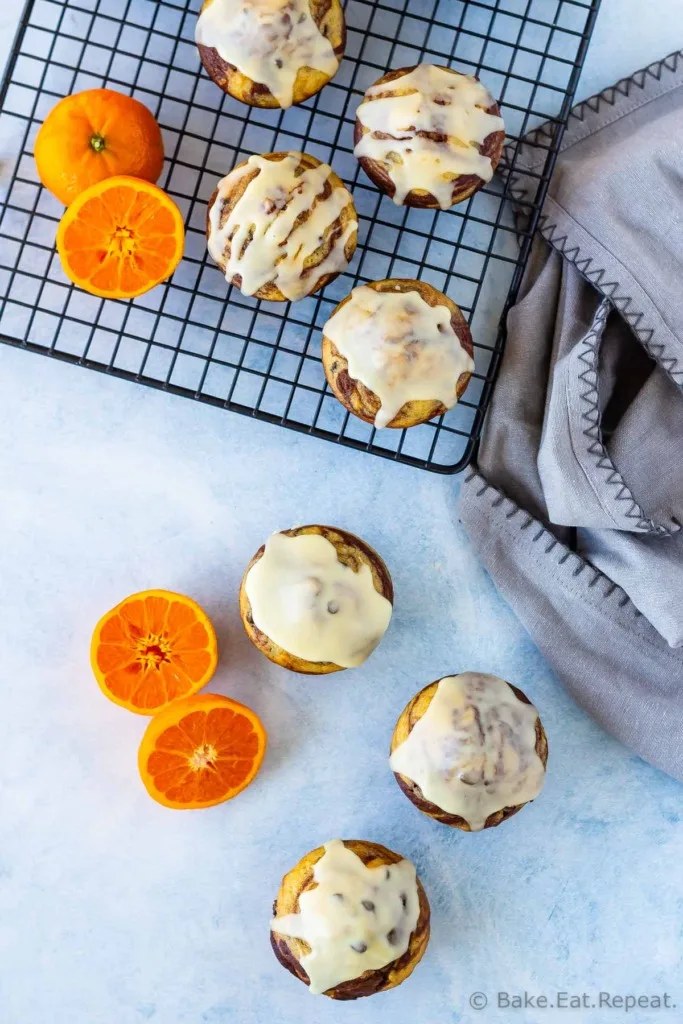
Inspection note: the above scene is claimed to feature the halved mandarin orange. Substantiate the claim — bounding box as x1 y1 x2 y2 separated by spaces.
91 589 218 715
138 693 267 810
56 175 184 299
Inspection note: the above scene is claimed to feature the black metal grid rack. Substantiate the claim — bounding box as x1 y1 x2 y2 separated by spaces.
0 0 600 473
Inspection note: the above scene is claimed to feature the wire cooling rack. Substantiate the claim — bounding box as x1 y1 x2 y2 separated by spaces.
0 0 600 473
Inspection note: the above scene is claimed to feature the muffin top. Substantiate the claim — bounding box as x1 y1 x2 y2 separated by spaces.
390 673 546 830
354 64 505 209
323 282 474 428
196 0 339 109
244 530 392 667
208 152 356 301
271 839 420 995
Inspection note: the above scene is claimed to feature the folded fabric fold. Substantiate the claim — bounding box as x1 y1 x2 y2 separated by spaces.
460 50 683 779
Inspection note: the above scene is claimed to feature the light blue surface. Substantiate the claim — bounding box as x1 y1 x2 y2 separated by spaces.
1 3 683 1023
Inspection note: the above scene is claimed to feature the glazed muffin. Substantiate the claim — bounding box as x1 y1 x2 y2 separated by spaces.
207 151 357 302
322 278 474 429
390 673 548 831
239 525 393 674
196 0 346 109
271 839 430 999
354 64 505 210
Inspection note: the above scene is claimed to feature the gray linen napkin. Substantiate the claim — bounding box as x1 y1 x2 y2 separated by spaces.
459 51 683 780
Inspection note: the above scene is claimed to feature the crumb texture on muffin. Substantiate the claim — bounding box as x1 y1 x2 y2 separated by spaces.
243 528 392 668
390 673 547 830
196 0 341 109
271 839 427 997
323 279 474 428
354 64 505 209
208 152 357 301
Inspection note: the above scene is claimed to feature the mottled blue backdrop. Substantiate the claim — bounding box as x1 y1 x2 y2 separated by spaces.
1 2 682 1022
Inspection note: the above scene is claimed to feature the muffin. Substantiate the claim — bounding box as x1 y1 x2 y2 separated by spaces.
390 673 548 830
271 839 430 999
322 278 474 429
196 0 346 109
354 64 506 209
239 525 393 674
207 151 358 302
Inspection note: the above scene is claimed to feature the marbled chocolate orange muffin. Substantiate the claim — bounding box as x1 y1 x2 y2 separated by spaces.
354 64 505 209
207 151 357 302
196 0 346 109
271 839 430 999
239 525 393 674
322 278 474 428
390 673 548 830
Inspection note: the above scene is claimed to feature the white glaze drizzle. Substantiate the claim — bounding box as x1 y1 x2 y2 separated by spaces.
245 531 392 667
196 0 339 109
323 284 474 428
390 673 545 830
354 64 505 209
271 840 420 995
208 153 356 301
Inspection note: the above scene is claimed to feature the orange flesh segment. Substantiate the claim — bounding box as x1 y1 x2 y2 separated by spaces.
93 591 217 713
143 703 266 807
